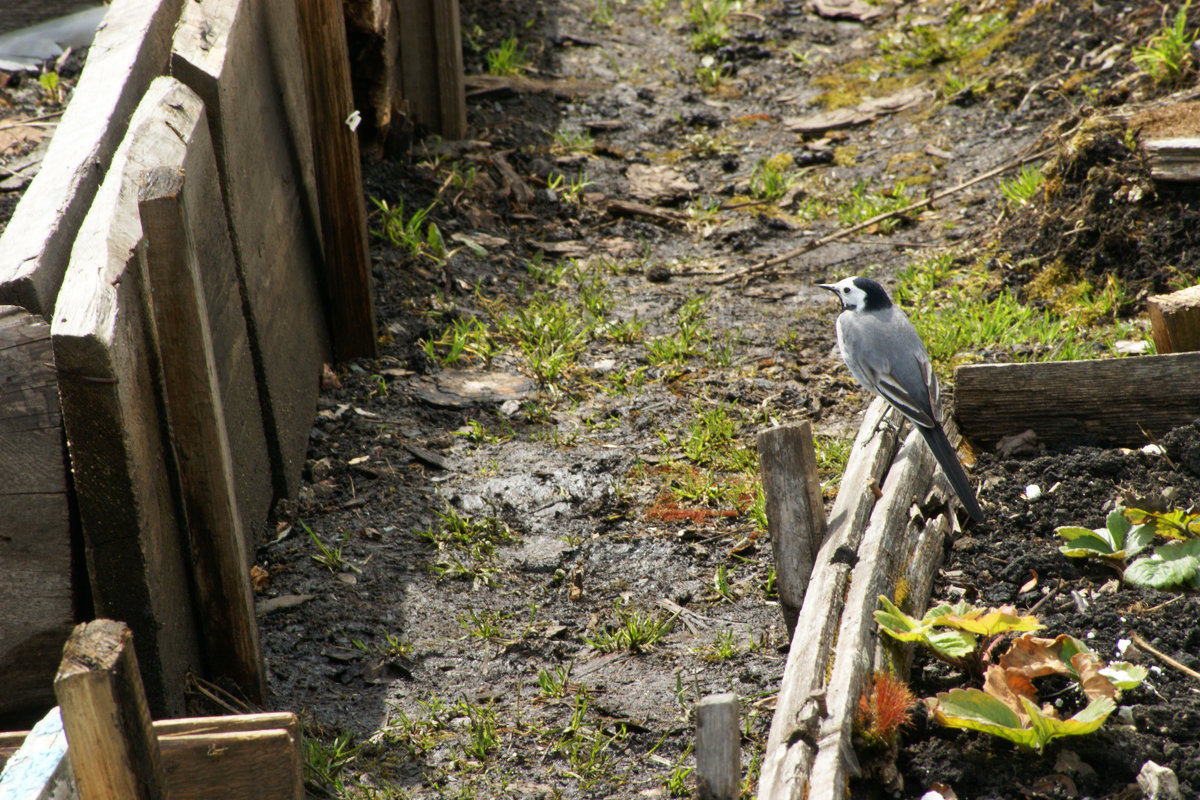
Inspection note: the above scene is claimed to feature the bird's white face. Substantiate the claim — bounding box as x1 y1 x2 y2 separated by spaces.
821 277 869 312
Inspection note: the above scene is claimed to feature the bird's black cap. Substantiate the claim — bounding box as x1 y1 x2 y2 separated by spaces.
853 276 893 311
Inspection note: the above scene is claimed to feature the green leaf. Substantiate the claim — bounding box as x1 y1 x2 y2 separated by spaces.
1100 662 1149 691
875 596 978 661
940 607 1044 636
1124 538 1200 590
925 628 979 659
928 689 1115 752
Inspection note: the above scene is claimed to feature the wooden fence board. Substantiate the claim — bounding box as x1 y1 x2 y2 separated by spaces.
136 91 266 702
0 0 184 317
52 78 206 717
0 308 75 720
172 0 330 501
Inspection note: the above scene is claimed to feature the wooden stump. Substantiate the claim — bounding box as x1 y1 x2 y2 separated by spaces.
696 693 741 800
173 0 331 502
757 422 827 637
1148 284 1200 354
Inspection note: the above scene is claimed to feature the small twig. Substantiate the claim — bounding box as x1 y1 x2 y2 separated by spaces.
712 146 1055 285
1130 631 1200 682
1026 578 1062 616
730 10 766 22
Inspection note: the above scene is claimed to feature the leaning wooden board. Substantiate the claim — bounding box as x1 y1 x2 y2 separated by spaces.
954 352 1200 449
171 0 331 501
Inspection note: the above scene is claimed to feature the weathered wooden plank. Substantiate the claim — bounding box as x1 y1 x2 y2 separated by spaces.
757 398 903 800
1148 284 1200 354
757 422 827 637
0 707 76 800
158 729 303 800
52 77 206 717
432 0 467 140
343 0 403 149
0 0 184 317
172 0 330 502
396 0 438 131
696 693 741 800
296 0 378 360
137 98 266 702
54 620 167 800
1145 137 1200 182
806 429 935 800
152 712 300 738
0 307 74 720
954 353 1200 449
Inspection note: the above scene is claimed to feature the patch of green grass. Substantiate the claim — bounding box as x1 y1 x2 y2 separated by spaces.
814 434 853 498
303 730 360 796
836 180 917 233
370 197 439 257
486 35 529 76
663 747 695 796
459 608 510 640
554 125 596 153
303 521 347 574
455 698 501 762
586 598 675 652
750 156 798 203
879 3 1009 69
418 506 516 587
687 0 735 51
999 164 1045 206
537 662 575 698
681 403 756 472
590 0 617 26
694 629 745 661
1133 1 1197 85
695 55 732 89
420 315 497 368
498 294 590 386
646 293 710 366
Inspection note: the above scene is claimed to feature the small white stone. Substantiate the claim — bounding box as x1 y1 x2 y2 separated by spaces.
1138 760 1182 800
1024 484 1042 500
1142 443 1165 456
1116 638 1131 655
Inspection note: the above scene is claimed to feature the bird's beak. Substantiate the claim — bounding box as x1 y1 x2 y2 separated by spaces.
816 283 836 293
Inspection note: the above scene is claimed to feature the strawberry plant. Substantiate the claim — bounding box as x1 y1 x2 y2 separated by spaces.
1057 505 1200 591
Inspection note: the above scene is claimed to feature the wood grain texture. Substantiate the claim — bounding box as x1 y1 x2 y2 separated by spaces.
757 422 827 637
757 398 903 800
137 97 266 703
1145 137 1200 182
52 78 206 717
54 620 167 800
172 0 330 502
0 0 184 317
432 0 467 140
696 693 741 800
1148 284 1200 354
158 729 302 800
396 0 438 129
296 0 378 360
0 308 74 720
954 353 1200 449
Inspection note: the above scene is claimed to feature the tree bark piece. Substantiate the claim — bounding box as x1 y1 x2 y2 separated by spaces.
757 398 903 799
54 620 167 800
0 307 74 720
53 77 206 717
953 353 1200 449
696 693 741 800
0 0 184 316
138 109 266 702
757 422 828 637
1148 284 1200 354
172 0 330 502
296 0 377 360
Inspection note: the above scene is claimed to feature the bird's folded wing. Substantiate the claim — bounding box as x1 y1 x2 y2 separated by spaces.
873 371 937 429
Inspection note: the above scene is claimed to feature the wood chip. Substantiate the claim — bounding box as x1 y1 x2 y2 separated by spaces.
810 0 887 22
626 163 698 203
256 594 314 616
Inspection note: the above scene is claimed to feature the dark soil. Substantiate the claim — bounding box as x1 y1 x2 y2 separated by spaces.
5 1 1200 798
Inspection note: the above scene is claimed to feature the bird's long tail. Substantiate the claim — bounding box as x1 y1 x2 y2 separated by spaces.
918 424 985 523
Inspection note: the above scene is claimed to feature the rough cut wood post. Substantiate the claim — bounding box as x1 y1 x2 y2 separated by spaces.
54 620 168 800
1148 284 1200 354
342 0 403 149
172 0 331 503
297 0 379 361
757 422 827 637
0 308 76 720
756 398 903 800
53 77 208 717
696 693 741 800
953 352 1200 449
396 0 468 138
0 0 185 316
138 111 267 703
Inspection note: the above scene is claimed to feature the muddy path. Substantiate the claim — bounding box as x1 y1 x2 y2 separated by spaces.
5 0 1200 797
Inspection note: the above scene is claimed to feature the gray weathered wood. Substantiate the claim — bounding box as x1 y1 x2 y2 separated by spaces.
296 0 378 360
396 0 467 136
54 620 167 800
0 0 184 317
1145 137 1200 182
172 0 330 502
1148 284 1200 354
52 77 205 717
696 693 741 800
136 91 266 704
0 707 77 800
0 308 74 720
804 427 935 800
757 398 902 800
954 352 1200 449
432 0 467 140
757 422 827 637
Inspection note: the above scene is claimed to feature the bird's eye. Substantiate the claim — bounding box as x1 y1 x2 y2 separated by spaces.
841 287 848 293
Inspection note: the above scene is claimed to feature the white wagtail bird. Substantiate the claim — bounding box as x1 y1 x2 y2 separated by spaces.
818 276 985 523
